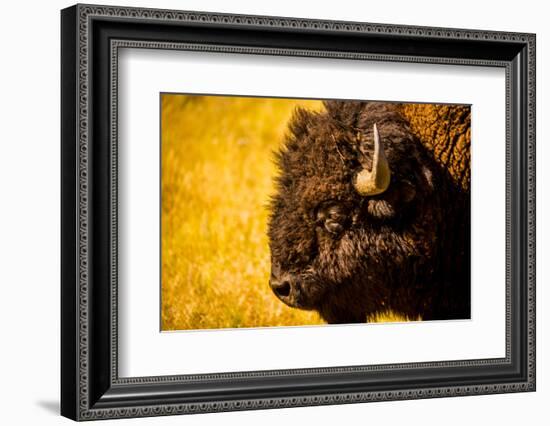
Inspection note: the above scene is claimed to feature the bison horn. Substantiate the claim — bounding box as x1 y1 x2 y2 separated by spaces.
353 123 391 196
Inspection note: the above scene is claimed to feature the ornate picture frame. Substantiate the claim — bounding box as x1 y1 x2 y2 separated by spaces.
61 4 536 421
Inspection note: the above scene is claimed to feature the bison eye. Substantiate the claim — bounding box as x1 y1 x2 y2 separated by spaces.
324 219 344 235
316 203 349 237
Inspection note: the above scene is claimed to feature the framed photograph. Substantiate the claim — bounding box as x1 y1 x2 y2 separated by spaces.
61 4 536 421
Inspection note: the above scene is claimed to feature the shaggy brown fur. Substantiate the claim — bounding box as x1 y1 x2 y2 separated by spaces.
400 104 471 192
268 101 470 323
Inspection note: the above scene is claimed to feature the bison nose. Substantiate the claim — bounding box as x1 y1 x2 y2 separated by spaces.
270 273 303 308
271 279 292 298
270 265 296 303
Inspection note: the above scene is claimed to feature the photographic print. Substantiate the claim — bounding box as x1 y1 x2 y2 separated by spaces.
161 95 471 331
61 7 535 418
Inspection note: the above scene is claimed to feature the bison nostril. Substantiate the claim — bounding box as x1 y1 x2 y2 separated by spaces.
273 280 291 298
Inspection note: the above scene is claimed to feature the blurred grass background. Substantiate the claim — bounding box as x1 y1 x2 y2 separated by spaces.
161 94 406 331
161 94 326 330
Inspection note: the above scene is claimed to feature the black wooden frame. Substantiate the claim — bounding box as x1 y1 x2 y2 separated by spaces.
61 3 536 421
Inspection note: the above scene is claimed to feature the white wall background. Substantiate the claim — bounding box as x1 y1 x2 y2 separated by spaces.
0 0 546 424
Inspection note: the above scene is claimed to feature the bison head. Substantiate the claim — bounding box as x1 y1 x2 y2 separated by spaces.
268 101 444 323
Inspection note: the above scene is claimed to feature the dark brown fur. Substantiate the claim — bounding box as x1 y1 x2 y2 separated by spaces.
268 101 470 323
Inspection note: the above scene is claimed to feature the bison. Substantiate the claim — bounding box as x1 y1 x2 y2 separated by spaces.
267 101 471 323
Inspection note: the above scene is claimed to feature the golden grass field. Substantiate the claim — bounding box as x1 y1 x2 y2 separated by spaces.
161 94 405 331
